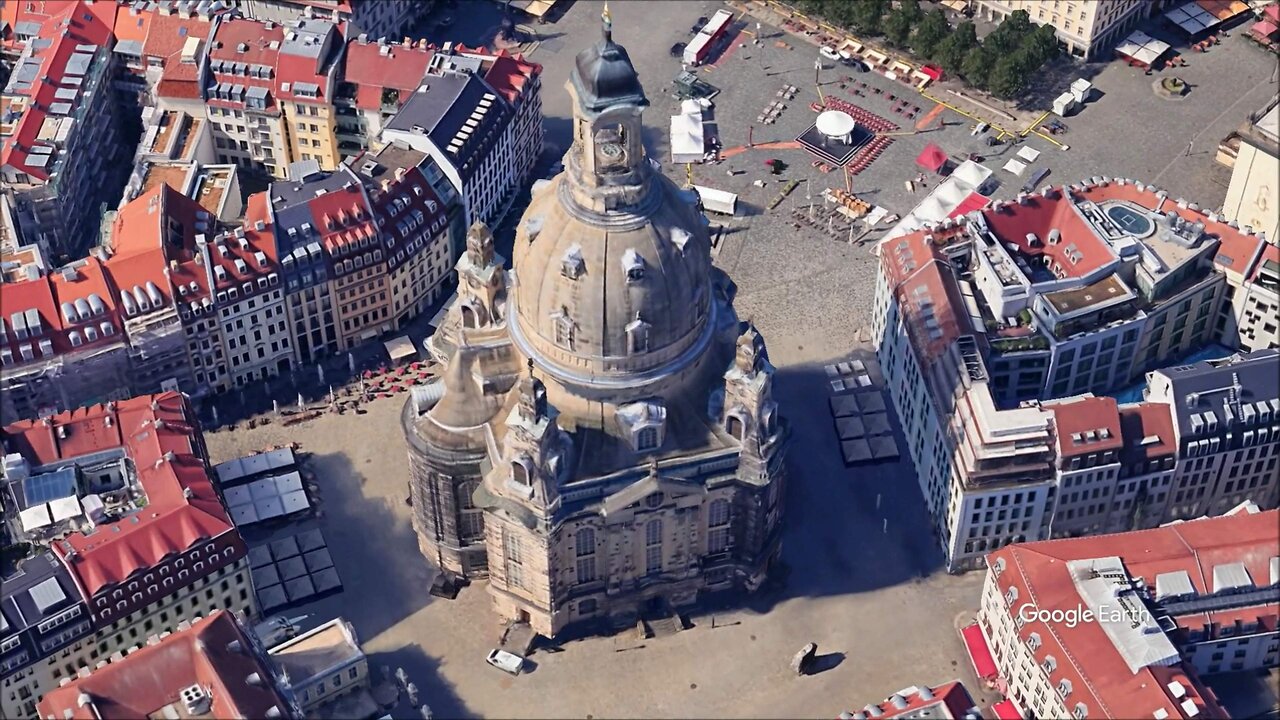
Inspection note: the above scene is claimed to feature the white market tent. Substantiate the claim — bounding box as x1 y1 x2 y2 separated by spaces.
884 160 994 240
1115 30 1172 68
1003 159 1028 176
1016 146 1042 163
670 100 706 164
692 184 738 215
1164 3 1221 34
384 335 416 364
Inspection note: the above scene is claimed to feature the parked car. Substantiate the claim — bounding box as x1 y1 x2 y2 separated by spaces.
819 45 841 61
486 649 525 675
840 56 868 72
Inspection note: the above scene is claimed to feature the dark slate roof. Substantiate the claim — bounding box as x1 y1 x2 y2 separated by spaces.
571 31 648 114
384 71 511 178
1157 348 1280 441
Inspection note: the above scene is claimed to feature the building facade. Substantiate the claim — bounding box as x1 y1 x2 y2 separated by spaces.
974 0 1149 58
974 509 1277 719
403 21 788 638
874 179 1280 572
268 617 368 713
36 610 297 720
1 393 254 715
1222 98 1279 244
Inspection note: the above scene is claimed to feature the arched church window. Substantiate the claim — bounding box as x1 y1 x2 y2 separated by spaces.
461 304 477 329
726 415 745 441
636 426 659 451
511 460 530 486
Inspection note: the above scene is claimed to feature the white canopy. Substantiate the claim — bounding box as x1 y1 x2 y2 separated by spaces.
816 110 856 138
1017 146 1042 163
670 110 705 164
1115 30 1172 66
1003 159 1028 176
19 504 52 532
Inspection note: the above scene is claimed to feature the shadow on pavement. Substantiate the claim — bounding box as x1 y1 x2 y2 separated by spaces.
370 644 475 720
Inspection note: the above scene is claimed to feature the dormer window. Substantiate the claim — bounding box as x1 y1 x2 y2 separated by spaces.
622 249 644 282
561 244 585 279
637 426 659 451
553 307 575 350
616 400 667 453
625 313 650 355
511 458 531 486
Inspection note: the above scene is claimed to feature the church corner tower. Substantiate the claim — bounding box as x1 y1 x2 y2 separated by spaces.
403 6 789 639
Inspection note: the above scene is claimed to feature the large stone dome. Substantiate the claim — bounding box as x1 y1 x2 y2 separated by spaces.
509 22 715 389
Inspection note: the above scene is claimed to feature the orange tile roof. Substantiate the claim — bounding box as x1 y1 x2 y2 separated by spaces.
986 511 1279 720
2 393 241 598
1046 396 1123 459
982 192 1117 280
37 610 290 719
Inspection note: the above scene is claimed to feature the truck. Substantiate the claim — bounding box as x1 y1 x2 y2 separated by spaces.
683 9 733 65
692 185 737 216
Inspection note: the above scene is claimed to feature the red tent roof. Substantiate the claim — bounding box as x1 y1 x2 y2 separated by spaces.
992 700 1022 720
916 143 948 172
947 192 990 219
960 623 997 680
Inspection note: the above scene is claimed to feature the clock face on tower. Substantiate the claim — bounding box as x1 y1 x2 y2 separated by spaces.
596 141 627 170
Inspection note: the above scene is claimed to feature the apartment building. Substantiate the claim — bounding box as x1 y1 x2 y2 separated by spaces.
0 257 133 424
104 186 210 397
875 179 1280 571
336 36 435 156
354 146 454 328
974 0 1149 58
1146 349 1280 519
37 610 297 720
1222 97 1279 243
235 0 424 43
1 552 94 718
204 19 292 178
437 45 544 193
268 617 368 713
113 2 221 109
312 169 391 348
0 2 128 258
201 194 291 389
0 393 254 713
383 62 523 227
974 509 1277 719
277 18 344 171
268 164 341 362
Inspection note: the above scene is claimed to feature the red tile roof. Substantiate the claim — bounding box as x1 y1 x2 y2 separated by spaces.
37 610 291 720
343 37 434 111
305 174 377 256
2 393 239 598
880 230 973 363
1117 401 1177 465
1073 181 1267 278
0 1 114 181
849 681 978 719
982 193 1117 280
1046 396 1123 459
478 49 541 105
986 511 1279 720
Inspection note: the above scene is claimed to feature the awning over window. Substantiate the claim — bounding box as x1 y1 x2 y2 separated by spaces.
961 623 998 680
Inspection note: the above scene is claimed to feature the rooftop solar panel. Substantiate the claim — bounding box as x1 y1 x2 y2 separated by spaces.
29 577 66 614
21 468 78 507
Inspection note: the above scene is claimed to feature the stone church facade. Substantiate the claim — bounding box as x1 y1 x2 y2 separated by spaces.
402 15 789 638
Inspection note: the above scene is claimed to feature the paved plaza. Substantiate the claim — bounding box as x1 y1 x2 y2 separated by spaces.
201 2 1279 718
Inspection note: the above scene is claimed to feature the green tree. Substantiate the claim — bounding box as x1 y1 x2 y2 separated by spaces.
961 45 994 89
1021 23 1060 67
847 0 888 35
911 9 951 59
935 21 978 75
984 9 1033 57
988 51 1029 99
883 0 921 48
